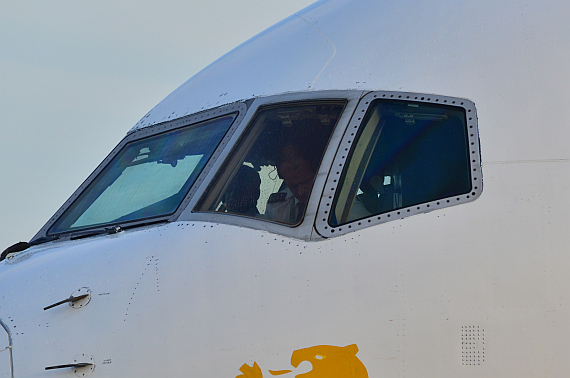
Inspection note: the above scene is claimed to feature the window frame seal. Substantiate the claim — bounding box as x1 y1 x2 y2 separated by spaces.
314 91 483 238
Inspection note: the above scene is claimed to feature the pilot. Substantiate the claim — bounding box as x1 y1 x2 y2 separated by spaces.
265 144 316 224
265 143 371 225
221 164 261 217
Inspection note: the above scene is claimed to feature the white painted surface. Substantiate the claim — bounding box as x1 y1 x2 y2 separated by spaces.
132 0 570 163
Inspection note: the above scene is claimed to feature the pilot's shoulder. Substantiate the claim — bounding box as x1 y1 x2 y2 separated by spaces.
267 192 287 204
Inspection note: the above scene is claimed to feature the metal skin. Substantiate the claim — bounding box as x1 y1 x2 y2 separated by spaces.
2 0 570 377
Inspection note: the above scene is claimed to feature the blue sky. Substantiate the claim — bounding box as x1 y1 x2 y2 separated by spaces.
0 0 316 246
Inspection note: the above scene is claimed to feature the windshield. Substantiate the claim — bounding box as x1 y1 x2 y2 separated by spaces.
329 100 471 226
196 102 345 225
48 114 236 235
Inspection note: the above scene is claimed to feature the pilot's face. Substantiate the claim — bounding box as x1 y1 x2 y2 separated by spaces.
277 147 315 204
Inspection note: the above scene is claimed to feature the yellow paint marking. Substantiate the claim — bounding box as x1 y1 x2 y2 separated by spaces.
291 344 368 378
237 344 368 378
236 362 262 378
268 370 292 375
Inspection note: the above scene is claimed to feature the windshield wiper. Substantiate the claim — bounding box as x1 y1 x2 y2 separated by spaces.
70 226 123 241
69 219 169 241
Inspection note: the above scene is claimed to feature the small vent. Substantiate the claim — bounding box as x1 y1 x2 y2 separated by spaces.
461 325 485 366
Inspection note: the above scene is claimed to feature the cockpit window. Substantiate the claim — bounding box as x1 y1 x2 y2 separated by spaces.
48 114 236 235
330 99 472 226
195 101 346 225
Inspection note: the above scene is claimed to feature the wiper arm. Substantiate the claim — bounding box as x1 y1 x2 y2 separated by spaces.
70 226 123 241
105 225 123 234
69 219 168 241
2 220 167 261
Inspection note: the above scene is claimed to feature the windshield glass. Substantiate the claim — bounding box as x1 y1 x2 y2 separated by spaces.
49 114 236 234
196 102 345 225
330 100 471 226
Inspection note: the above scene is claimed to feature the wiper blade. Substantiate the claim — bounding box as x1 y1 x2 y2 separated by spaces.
69 219 168 241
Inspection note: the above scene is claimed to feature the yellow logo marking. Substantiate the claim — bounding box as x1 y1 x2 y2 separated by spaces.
268 370 293 375
237 344 368 378
238 362 263 378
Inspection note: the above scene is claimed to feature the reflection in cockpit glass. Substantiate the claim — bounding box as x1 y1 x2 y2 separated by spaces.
48 114 237 235
196 102 346 226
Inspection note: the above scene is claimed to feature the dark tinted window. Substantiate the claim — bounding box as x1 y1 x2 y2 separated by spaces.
330 100 471 226
196 101 345 225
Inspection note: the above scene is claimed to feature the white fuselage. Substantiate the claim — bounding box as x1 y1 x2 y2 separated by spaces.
2 0 570 377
